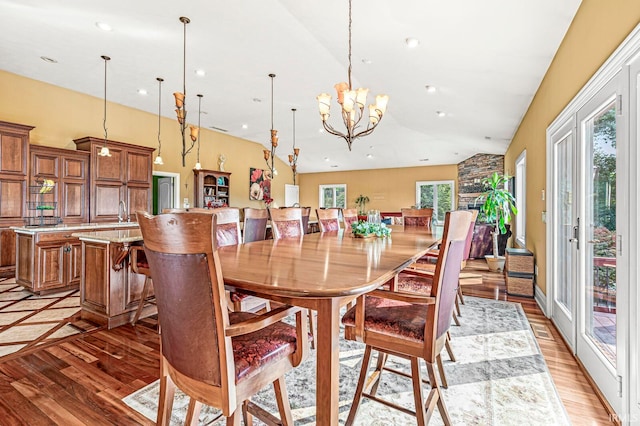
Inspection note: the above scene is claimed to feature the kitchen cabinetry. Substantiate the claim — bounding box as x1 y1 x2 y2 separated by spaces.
74 137 154 222
30 145 89 224
0 120 33 277
193 169 231 208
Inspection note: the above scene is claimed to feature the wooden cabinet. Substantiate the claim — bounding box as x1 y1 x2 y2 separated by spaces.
15 230 83 294
193 169 231 208
30 145 90 224
74 137 154 222
0 120 33 277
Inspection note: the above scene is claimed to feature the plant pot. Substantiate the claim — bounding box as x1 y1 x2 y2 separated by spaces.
485 255 506 272
357 215 368 221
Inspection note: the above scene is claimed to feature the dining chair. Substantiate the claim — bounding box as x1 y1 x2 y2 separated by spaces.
243 207 269 243
341 208 359 232
401 207 434 228
301 206 311 234
269 207 304 239
137 211 309 425
316 208 340 232
342 210 472 425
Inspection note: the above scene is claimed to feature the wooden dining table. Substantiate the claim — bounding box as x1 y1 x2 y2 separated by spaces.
217 225 439 425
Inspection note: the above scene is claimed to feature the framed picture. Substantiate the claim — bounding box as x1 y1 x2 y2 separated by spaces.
249 168 271 201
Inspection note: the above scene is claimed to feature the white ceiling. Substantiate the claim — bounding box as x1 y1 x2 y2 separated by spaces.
0 0 581 173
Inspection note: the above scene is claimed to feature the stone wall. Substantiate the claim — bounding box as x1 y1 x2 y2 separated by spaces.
458 154 504 209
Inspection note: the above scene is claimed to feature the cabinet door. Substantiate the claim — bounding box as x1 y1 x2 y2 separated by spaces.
1 229 17 269
94 147 124 182
0 132 26 175
126 151 151 185
62 181 88 221
126 186 151 220
36 244 65 290
0 179 25 220
31 151 59 178
66 242 82 287
93 183 125 222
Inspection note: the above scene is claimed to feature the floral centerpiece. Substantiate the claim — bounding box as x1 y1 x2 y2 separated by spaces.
351 220 391 238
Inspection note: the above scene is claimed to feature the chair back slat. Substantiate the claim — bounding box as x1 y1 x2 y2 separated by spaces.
401 208 433 228
243 208 269 243
341 208 358 232
462 210 479 261
316 208 340 232
269 208 304 239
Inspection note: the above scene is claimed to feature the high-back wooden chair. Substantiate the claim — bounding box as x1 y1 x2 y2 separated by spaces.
269 207 304 239
243 207 269 243
341 208 359 232
137 212 309 425
401 207 434 228
301 206 311 234
316 208 340 232
342 210 472 425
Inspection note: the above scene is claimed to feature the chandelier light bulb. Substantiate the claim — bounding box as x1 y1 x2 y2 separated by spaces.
154 156 164 165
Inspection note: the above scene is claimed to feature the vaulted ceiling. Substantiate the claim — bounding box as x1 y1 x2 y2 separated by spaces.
0 0 581 172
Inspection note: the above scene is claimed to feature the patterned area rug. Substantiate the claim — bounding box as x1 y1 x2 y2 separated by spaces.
0 277 99 359
123 297 570 425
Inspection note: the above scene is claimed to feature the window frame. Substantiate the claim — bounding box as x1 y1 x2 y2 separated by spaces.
415 180 456 223
515 150 527 247
319 184 347 209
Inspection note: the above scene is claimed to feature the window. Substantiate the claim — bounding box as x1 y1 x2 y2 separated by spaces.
415 180 455 223
515 150 526 246
319 184 346 208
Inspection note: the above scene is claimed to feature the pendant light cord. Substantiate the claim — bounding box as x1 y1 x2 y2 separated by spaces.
292 108 296 149
103 57 108 141
157 77 163 153
197 94 202 161
348 0 352 90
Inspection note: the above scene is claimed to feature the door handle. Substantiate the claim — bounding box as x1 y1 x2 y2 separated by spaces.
569 223 579 249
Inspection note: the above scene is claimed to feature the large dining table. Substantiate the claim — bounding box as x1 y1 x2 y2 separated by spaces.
217 225 439 425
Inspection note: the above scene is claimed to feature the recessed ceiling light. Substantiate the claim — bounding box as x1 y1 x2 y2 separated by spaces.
405 37 420 48
195 69 206 76
425 85 436 93
324 157 330 162
241 124 248 129
419 158 429 162
436 111 446 117
252 98 262 103
40 56 57 63
95 22 112 32
366 154 373 158
330 165 339 168
137 89 147 95
361 58 372 64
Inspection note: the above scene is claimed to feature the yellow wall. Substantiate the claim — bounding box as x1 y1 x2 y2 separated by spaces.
0 70 293 208
504 0 640 294
298 164 458 213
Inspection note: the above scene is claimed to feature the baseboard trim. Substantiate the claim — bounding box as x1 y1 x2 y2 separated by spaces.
535 285 548 317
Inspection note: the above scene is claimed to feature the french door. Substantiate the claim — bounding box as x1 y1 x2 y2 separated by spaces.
550 73 626 415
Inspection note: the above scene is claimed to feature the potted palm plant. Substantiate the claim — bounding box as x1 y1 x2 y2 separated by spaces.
476 172 517 272
354 194 370 221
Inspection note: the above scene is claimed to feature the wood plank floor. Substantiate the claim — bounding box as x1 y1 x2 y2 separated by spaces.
0 261 614 425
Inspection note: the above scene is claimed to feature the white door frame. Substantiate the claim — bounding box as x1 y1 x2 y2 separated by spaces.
153 171 181 210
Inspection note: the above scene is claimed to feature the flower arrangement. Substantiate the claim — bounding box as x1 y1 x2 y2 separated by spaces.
351 220 391 238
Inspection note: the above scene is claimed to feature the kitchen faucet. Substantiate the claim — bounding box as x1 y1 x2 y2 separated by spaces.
118 200 129 223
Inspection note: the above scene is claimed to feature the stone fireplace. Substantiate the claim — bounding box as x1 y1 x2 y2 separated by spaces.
458 154 504 209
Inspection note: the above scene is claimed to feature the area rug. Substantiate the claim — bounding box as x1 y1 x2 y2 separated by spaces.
123 297 570 425
0 277 99 359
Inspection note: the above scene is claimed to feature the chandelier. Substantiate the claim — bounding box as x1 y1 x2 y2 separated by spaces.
316 0 388 151
153 77 164 165
173 16 197 167
98 55 111 157
262 73 278 177
288 108 300 185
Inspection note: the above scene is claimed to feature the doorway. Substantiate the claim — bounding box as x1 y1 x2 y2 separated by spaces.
152 171 180 215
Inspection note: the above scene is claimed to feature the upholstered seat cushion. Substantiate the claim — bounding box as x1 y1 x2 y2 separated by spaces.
274 219 303 238
320 219 340 232
230 312 299 382
342 297 428 344
396 272 433 295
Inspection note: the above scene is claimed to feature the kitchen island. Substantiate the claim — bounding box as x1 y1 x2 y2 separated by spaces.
72 228 150 329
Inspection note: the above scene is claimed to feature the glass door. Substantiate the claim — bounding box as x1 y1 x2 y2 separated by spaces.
415 180 454 224
550 118 577 349
575 74 624 414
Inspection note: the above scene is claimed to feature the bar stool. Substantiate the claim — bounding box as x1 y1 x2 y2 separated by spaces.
130 245 155 325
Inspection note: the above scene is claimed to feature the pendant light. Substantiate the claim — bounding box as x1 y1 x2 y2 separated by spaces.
262 73 278 177
98 55 112 157
288 108 300 185
192 94 203 170
153 77 164 165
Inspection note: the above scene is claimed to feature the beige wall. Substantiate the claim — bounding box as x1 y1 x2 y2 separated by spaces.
298 165 458 213
0 70 293 209
504 0 640 294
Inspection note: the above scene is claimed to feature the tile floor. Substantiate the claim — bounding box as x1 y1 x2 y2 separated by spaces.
0 277 99 359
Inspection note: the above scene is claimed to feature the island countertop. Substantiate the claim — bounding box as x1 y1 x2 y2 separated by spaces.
72 229 143 243
12 222 139 235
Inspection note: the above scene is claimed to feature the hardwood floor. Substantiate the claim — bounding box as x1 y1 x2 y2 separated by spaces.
0 261 614 425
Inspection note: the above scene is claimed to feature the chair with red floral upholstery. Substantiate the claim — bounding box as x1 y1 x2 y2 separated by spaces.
401 207 434 228
341 208 359 232
316 208 341 233
137 211 309 425
269 207 304 239
342 210 472 425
